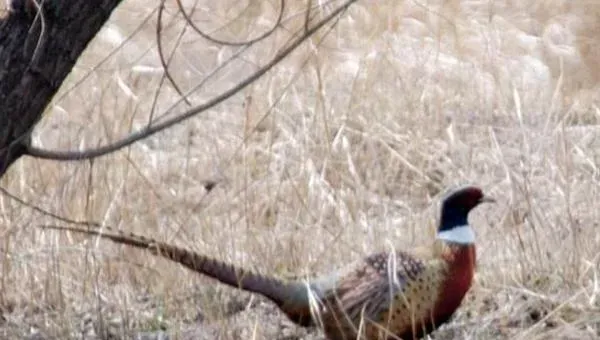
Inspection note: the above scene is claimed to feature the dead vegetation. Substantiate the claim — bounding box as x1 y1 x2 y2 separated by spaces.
1 0 600 339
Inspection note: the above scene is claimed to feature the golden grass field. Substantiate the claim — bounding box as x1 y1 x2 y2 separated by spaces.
1 0 600 339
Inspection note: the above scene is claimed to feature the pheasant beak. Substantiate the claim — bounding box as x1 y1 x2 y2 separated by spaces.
478 195 496 204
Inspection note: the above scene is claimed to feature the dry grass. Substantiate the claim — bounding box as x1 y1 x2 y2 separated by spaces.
1 0 600 339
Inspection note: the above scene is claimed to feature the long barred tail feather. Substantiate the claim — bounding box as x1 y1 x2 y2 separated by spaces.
40 225 314 326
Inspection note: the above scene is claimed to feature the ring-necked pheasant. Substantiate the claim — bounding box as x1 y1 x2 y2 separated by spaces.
41 185 494 340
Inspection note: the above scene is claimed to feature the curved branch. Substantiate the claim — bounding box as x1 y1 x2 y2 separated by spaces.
26 0 358 162
176 0 284 47
152 44 252 125
155 0 192 109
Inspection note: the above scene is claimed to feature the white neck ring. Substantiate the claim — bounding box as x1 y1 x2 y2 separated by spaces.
436 225 475 244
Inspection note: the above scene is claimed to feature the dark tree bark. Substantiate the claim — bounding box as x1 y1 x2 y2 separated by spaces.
0 0 123 176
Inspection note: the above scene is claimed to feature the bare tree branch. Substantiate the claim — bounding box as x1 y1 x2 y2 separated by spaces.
26 0 359 162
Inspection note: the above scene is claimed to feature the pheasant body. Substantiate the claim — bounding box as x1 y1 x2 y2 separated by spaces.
42 185 492 340
313 240 475 340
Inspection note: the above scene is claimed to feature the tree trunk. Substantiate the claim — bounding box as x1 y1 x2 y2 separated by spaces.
0 0 123 177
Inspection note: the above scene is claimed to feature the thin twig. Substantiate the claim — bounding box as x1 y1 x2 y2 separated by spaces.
155 0 192 109
176 0 285 47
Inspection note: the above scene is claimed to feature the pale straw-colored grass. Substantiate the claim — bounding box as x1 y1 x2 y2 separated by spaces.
1 0 599 338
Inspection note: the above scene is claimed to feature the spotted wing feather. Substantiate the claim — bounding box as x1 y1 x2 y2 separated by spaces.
316 250 446 339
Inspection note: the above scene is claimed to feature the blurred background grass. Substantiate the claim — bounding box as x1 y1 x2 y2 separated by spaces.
1 0 600 338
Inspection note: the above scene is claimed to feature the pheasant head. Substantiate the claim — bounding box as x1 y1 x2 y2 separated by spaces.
436 185 495 244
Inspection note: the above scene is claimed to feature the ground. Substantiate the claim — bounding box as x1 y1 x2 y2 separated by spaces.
1 0 600 339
